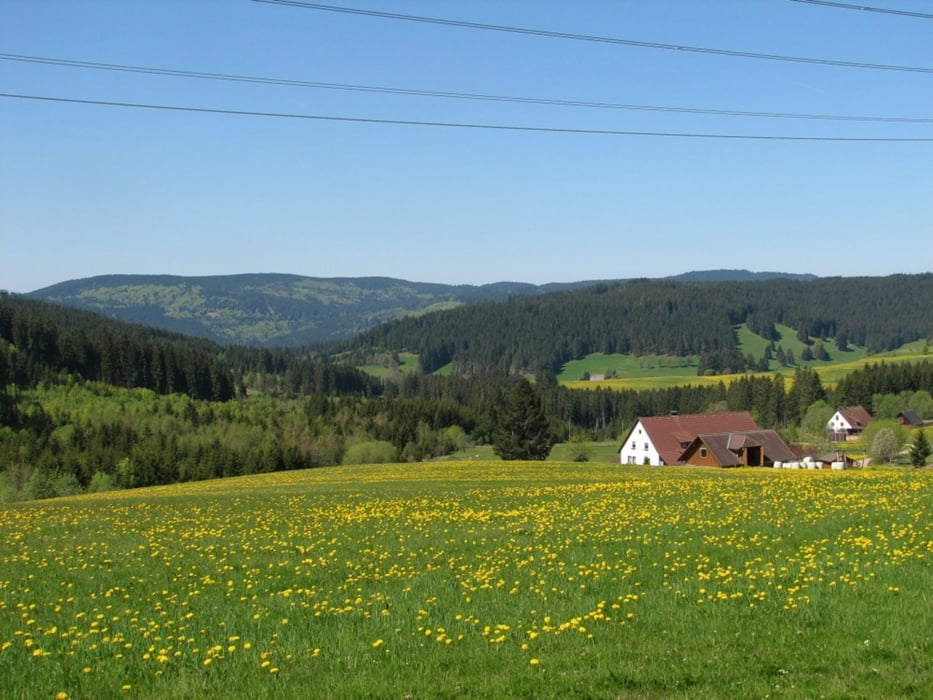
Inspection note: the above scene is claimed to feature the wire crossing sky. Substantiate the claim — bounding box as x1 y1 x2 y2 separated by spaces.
1 0 931 293
3 53 932 124
254 0 933 73
789 0 933 20
5 93 933 142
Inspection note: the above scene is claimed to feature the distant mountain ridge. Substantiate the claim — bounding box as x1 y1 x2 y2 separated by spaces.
27 270 816 347
668 269 817 283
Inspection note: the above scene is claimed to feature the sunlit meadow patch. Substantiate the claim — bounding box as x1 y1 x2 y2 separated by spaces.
1 463 931 698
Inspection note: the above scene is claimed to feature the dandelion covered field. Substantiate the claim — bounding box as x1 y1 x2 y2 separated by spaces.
1 463 931 699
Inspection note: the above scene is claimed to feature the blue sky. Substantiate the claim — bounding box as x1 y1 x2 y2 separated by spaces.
2 0 931 293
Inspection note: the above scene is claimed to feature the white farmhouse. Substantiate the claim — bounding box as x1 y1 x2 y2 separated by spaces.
619 411 759 466
826 406 873 441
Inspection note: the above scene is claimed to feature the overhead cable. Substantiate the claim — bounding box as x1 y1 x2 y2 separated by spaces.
252 0 933 74
3 92 932 141
790 0 933 20
3 53 930 124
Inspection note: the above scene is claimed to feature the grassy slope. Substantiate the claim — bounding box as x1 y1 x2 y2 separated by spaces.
562 326 930 391
362 325 928 390
2 463 930 699
357 351 421 379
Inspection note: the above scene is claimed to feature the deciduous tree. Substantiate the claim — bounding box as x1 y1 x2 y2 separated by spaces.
871 427 899 465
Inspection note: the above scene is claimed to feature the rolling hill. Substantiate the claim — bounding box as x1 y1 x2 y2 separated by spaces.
332 273 932 375
26 270 814 347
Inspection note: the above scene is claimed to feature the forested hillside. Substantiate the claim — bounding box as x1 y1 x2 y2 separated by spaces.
0 295 380 402
1 294 236 401
26 270 816 347
332 274 933 374
3 286 931 502
26 273 605 346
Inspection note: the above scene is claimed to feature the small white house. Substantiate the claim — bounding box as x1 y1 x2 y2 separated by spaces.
826 406 873 441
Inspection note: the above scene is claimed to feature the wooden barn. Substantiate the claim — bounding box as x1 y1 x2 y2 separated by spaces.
680 430 797 468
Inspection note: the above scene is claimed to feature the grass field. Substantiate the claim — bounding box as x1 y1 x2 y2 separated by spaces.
358 326 929 388
558 353 700 383
558 326 930 391
357 351 420 379
2 463 931 698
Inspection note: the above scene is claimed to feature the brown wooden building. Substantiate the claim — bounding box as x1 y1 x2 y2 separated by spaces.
680 430 797 468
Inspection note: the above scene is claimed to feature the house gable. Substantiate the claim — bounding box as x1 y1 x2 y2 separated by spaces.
619 420 664 465
827 406 873 438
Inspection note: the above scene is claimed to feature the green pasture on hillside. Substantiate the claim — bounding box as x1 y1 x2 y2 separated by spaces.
357 324 929 388
558 353 699 382
2 463 931 699
563 328 929 391
357 351 420 379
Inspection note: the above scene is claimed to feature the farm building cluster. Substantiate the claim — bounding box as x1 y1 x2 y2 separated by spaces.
618 405 891 469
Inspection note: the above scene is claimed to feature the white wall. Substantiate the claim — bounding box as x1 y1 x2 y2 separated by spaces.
619 421 664 465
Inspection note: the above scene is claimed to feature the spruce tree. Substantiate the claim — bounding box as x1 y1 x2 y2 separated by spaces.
909 429 930 468
492 378 554 460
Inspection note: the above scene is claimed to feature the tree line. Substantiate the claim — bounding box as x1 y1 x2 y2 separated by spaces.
0 294 382 403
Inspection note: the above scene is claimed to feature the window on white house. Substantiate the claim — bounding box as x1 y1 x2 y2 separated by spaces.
644 443 649 450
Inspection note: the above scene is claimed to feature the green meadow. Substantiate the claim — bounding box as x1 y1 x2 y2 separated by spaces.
561 325 930 391
2 463 931 698
357 351 421 379
358 324 929 390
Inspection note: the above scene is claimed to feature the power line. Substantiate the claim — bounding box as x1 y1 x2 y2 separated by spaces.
3 92 932 141
790 0 933 20
4 53 931 125
253 0 933 74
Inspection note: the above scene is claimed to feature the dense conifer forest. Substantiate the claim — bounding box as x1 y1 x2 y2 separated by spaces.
2 278 932 501
331 274 932 374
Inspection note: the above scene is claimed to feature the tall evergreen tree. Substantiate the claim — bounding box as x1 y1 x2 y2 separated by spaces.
492 378 554 460
909 429 930 468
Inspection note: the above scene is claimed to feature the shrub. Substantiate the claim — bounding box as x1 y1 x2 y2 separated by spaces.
87 471 118 493
342 440 397 465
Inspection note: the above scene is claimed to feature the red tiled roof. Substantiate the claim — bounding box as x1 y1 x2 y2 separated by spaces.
632 411 759 465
